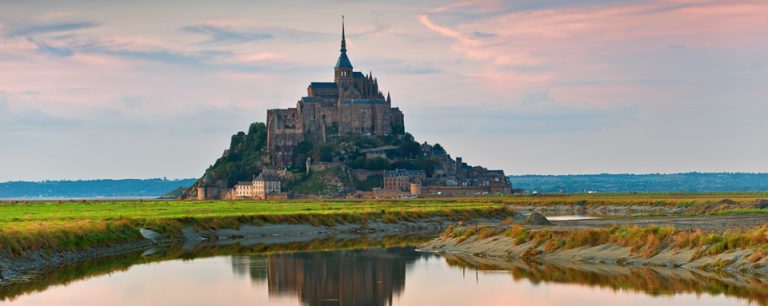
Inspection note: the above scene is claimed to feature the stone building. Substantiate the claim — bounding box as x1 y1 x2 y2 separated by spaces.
267 19 405 168
253 171 281 199
383 169 426 192
226 171 282 199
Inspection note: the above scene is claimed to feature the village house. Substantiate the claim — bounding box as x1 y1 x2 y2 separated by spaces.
228 171 282 199
383 169 426 192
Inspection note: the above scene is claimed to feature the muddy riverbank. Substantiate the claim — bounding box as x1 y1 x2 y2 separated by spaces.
421 213 768 276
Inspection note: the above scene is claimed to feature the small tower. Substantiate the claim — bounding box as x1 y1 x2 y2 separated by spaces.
334 16 353 83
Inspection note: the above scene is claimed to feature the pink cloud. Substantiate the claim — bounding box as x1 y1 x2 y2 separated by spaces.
418 0 768 106
41 11 75 19
0 37 37 52
229 52 284 63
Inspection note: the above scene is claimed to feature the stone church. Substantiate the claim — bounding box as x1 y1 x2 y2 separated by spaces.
267 19 405 168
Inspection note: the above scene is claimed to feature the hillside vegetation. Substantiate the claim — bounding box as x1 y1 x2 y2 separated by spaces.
190 120 449 195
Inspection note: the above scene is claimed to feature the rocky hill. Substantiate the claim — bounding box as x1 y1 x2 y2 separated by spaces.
184 122 453 198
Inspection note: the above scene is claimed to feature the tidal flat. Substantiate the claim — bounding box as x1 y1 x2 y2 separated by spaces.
1 194 767 302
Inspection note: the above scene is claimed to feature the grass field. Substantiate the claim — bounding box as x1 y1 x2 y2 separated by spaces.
0 199 510 230
0 193 765 257
473 192 767 207
0 199 509 256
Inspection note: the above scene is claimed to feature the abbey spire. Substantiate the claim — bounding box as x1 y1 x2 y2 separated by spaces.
334 16 353 82
340 15 347 53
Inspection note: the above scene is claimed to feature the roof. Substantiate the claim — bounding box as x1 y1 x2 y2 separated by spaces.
384 169 426 178
309 82 338 89
255 172 280 182
335 52 353 69
342 98 387 105
301 96 322 103
352 72 364 78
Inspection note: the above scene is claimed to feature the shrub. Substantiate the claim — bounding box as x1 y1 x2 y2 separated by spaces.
477 227 499 239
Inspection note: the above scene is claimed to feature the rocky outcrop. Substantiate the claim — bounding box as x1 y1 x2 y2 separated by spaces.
524 212 551 225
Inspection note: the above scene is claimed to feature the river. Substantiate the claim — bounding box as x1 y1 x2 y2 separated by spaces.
1 244 764 306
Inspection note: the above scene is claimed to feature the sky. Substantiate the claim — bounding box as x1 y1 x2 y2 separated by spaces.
1 0 767 181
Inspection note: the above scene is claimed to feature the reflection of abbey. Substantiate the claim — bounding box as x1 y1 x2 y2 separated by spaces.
267 19 404 168
230 248 425 306
195 19 512 200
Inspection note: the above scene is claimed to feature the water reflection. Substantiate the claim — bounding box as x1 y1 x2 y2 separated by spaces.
2 241 767 306
441 252 768 305
231 249 431 306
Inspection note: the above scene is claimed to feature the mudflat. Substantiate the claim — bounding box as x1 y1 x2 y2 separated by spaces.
548 214 768 231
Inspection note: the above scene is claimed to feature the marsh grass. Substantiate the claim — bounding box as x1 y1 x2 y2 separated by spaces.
445 224 768 260
0 200 512 257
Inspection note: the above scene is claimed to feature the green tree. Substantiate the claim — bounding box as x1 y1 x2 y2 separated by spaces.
398 134 421 158
313 144 335 162
432 143 446 155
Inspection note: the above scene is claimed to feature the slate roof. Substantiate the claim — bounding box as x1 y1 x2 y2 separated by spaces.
384 169 426 178
255 172 280 182
335 52 353 69
342 98 387 105
309 82 338 89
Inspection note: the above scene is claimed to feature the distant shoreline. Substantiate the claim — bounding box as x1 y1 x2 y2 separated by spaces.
0 196 162 201
0 178 195 199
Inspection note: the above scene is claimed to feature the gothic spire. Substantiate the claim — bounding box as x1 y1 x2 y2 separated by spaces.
335 16 353 69
341 15 347 53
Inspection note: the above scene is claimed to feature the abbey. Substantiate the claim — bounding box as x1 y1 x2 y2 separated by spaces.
191 19 513 200
267 19 405 168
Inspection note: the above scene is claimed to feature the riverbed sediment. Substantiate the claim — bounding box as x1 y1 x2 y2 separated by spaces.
420 214 768 276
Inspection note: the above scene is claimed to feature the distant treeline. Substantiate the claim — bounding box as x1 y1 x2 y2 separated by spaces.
507 173 768 194
0 178 197 199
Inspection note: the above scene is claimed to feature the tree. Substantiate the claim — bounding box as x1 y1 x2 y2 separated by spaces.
419 159 439 177
432 143 446 155
364 157 390 170
295 141 314 155
398 135 421 158
313 144 335 162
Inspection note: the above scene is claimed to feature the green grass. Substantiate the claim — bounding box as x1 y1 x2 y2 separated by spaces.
491 192 766 207
0 199 511 257
1 192 765 257
712 208 768 215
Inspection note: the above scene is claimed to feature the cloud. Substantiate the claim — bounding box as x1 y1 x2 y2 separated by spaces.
40 11 76 19
31 39 74 57
10 21 99 36
0 91 77 130
181 25 274 43
181 24 327 44
388 64 441 75
470 31 497 38
416 0 768 106
410 102 635 135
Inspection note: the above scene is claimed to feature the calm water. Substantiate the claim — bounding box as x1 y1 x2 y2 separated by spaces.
2 246 764 306
545 215 600 221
